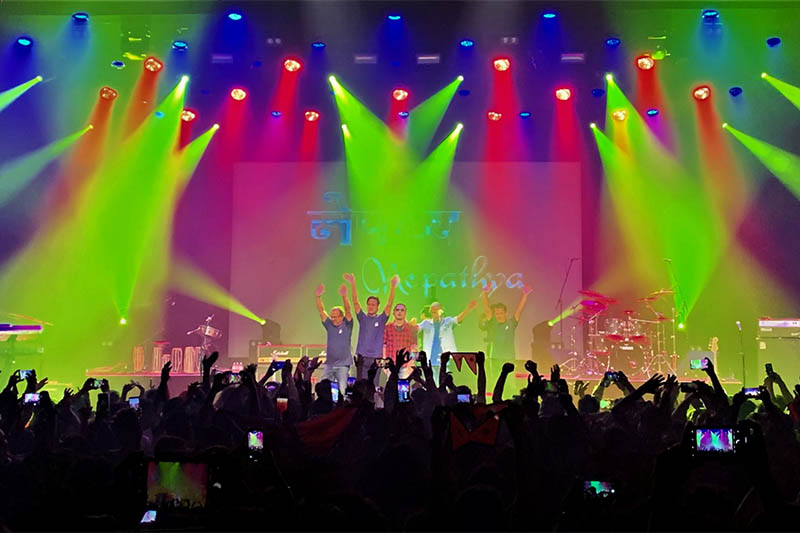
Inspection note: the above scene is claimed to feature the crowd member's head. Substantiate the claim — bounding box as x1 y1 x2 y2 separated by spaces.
366 295 380 315
491 302 508 322
329 305 345 326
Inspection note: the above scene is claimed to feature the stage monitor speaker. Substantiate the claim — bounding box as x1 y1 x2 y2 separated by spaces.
758 338 800 383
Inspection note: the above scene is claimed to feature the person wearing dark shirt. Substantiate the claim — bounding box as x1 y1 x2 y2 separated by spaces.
479 283 532 374
315 282 354 394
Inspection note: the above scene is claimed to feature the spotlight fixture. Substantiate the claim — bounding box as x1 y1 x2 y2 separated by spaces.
693 85 711 100
111 60 125 69
605 37 621 48
143 56 164 73
761 72 767 79
519 111 531 118
590 122 597 129
228 12 243 21
283 58 302 72
636 55 655 70
487 111 502 121
72 12 89 23
230 88 247 101
398 111 409 118
180 109 197 122
99 86 118 101
387 14 402 20
392 88 409 101
646 108 659 116
119 318 127 325
457 75 464 81
728 86 743 97
493 58 511 71
766 37 781 47
271 110 282 117
611 109 628 121
677 322 685 330
172 40 189 51
605 73 614 82
304 110 320 122
542 12 557 19
701 9 720 22
311 41 326 49
722 122 728 129
16 36 33 47
591 88 605 98
212 123 220 130
460 39 475 48
555 88 572 101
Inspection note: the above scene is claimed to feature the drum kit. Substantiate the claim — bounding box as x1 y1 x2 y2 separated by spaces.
560 288 678 378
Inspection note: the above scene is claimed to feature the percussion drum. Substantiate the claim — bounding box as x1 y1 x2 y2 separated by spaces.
198 325 223 338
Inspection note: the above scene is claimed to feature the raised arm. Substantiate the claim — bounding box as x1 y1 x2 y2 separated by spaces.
480 283 492 320
456 299 478 324
315 284 328 322
383 275 400 315
343 273 361 314
514 285 533 322
339 284 352 321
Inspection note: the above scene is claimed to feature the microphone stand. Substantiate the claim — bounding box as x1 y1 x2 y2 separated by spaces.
556 259 578 352
737 324 746 387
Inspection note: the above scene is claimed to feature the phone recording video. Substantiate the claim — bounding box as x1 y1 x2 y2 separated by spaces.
228 373 241 385
19 369 32 380
690 358 709 370
331 382 339 403
247 430 264 451
679 382 699 394
272 361 286 370
23 392 40 405
128 397 140 410
140 510 157 524
457 393 471 403
693 427 736 454
603 371 617 382
91 378 103 389
743 387 762 399
397 379 410 403
544 380 559 393
583 480 615 499
347 377 356 387
146 461 207 509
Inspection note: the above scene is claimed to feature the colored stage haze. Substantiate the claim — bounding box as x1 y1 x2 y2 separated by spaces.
724 124 800 200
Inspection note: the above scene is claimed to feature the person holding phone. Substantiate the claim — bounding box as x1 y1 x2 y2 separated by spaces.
316 282 354 394
343 272 399 382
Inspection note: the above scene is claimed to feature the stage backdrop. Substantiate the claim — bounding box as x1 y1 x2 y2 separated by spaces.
227 162 582 361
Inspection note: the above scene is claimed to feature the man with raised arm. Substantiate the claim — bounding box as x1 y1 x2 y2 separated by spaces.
315 283 353 394
479 283 533 370
343 272 400 381
418 298 478 373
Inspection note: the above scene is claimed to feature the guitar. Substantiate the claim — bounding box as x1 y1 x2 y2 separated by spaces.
708 336 719 368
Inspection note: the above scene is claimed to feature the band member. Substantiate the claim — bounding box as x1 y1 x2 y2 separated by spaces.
315 283 353 394
418 299 478 369
479 283 532 363
343 272 400 380
383 303 418 378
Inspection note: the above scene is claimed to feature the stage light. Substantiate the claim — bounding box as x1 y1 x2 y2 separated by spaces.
154 111 165 118
230 88 247 101
88 124 94 130
693 85 711 100
398 111 409 118
99 86 118 101
228 12 243 21
761 72 767 79
605 37 621 48
591 88 605 98
766 36 781 47
590 123 597 129
16 36 33 47
455 123 463 131
729 86 743 97
260 319 267 325
120 317 127 325
341 124 349 133
387 14 401 20
722 122 728 129
542 12 557 19
180 109 197 122
555 88 572 101
72 12 89 23
646 108 659 116
144 56 163 73
457 75 464 82
605 73 614 82
111 60 125 69
392 88 409 101
677 322 685 330
519 111 531 118
180 74 189 84
636 55 655 70
212 123 220 130
460 39 474 48
271 110 282 117
701 9 719 22
283 58 302 72
487 111 502 121
304 110 320 122
611 109 628 121
493 58 511 72
311 41 326 49
172 40 189 51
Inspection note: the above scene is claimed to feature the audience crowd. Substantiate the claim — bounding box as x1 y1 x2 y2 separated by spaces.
1 349 799 531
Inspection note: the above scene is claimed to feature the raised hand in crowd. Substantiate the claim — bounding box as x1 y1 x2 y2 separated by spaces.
476 351 487 405
702 356 728 406
492 362 515 403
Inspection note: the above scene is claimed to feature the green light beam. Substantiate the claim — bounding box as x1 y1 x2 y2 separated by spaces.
0 76 42 113
761 73 800 112
724 123 800 198
407 76 463 157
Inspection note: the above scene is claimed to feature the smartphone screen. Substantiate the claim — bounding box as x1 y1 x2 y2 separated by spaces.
128 397 140 409
544 380 558 393
603 371 616 382
347 377 356 387
397 379 410 403
228 373 241 384
695 428 735 453
457 393 470 403
247 430 264 450
583 481 615 498
331 382 339 403
273 361 285 370
23 392 40 404
140 510 157 524
690 359 708 370
19 369 32 380
743 387 761 398
92 378 103 389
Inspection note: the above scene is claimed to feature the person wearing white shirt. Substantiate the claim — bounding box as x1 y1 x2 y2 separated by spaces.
417 299 478 370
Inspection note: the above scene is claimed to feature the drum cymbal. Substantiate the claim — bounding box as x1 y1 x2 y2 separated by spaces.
653 314 672 322
650 289 675 298
578 290 618 304
580 299 607 311
636 296 659 302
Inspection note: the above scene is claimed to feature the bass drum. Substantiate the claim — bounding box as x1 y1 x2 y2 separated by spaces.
608 342 644 375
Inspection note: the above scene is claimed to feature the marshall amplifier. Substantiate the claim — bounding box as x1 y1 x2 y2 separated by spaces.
304 344 327 361
257 344 304 364
757 319 800 339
